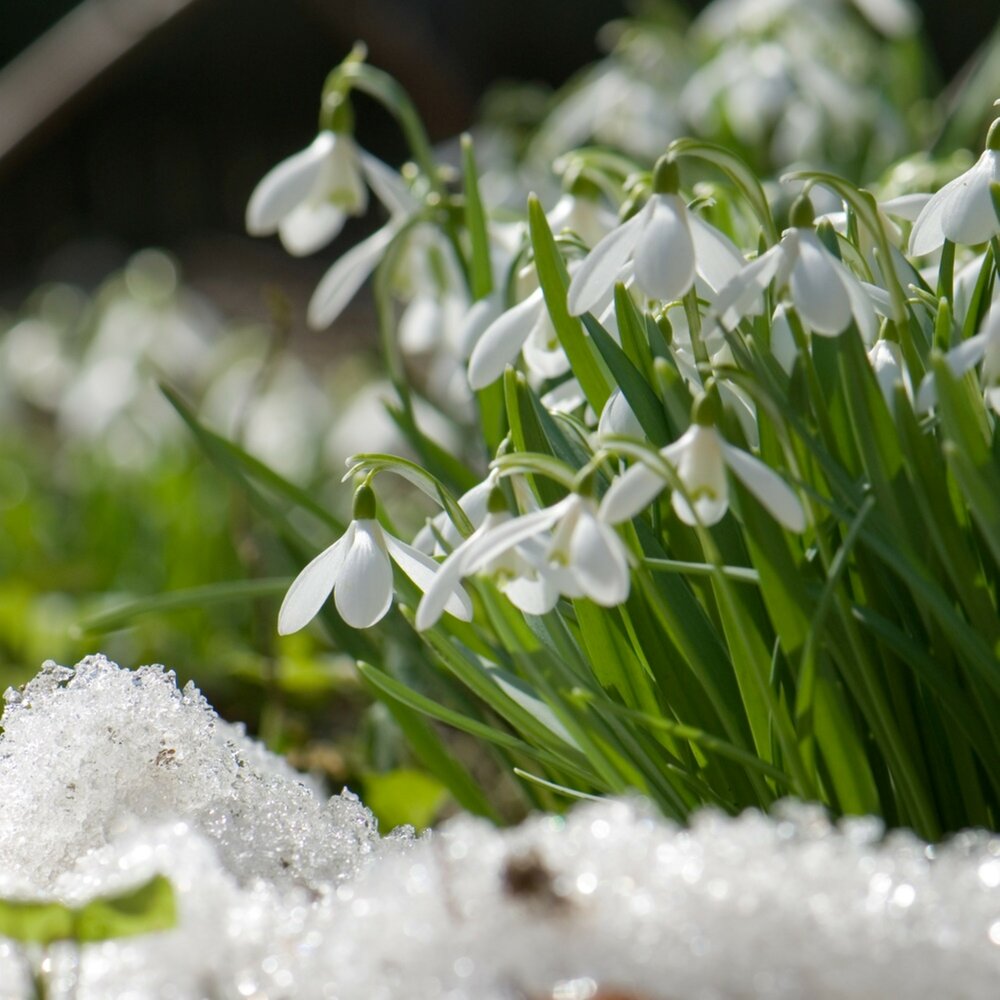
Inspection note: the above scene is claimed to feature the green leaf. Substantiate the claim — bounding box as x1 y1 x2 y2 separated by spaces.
362 768 449 832
527 195 611 412
581 312 671 446
668 138 777 244
0 898 74 944
75 875 177 943
0 876 177 945
461 134 493 300
78 578 289 634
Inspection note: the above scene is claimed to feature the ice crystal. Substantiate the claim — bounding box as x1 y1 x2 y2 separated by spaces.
1 657 998 999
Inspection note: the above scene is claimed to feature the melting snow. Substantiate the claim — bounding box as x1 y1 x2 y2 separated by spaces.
0 656 998 999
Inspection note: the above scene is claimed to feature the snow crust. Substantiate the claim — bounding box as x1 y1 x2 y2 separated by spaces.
1 656 998 999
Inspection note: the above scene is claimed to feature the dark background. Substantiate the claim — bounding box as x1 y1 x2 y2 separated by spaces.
0 0 996 310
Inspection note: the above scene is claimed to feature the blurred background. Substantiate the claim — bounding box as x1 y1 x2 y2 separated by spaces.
0 0 998 829
1 0 997 309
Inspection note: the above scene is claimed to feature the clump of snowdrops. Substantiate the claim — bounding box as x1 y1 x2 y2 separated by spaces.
212 1 1000 841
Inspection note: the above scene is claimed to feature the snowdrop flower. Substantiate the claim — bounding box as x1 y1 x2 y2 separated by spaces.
709 195 877 341
909 119 1000 257
600 393 805 531
246 130 371 256
278 485 472 633
307 156 418 330
416 487 631 630
568 158 743 316
467 277 577 390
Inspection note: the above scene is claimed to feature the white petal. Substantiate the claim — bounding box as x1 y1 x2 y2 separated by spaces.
670 425 728 526
789 232 853 335
277 526 352 635
501 574 560 614
459 295 502 358
359 151 415 218
334 521 394 628
278 201 346 256
599 461 667 524
567 209 645 315
467 289 545 390
398 296 441 354
569 510 631 605
908 182 952 257
720 442 806 532
307 224 397 329
944 331 989 379
416 502 567 630
881 193 931 222
940 151 1000 247
710 245 783 329
836 258 879 344
633 195 697 302
596 387 644 441
246 132 336 235
522 314 571 378
689 214 744 292
384 533 473 621
770 302 797 374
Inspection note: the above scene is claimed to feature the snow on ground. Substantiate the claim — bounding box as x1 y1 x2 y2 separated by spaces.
0 656 998 999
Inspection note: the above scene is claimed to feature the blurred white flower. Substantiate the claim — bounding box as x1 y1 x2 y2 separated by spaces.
279 487 472 633
246 131 373 256
909 123 1000 257
307 158 418 330
600 418 805 531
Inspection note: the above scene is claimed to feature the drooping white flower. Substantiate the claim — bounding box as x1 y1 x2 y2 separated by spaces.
600 403 805 532
909 120 1000 256
416 489 631 630
278 486 472 633
246 131 371 257
567 158 743 317
709 195 877 341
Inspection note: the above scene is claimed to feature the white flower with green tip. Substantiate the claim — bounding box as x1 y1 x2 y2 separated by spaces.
709 194 877 341
567 157 743 316
278 485 472 633
600 394 806 532
909 119 1000 256
246 131 369 256
416 487 630 630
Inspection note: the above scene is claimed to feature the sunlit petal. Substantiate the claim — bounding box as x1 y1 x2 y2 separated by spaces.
334 521 394 628
569 510 631 606
567 209 645 316
277 525 352 635
467 289 546 389
384 534 473 621
720 442 806 532
245 132 335 235
790 231 852 335
633 195 696 302
599 461 667 524
307 225 397 329
279 201 347 256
